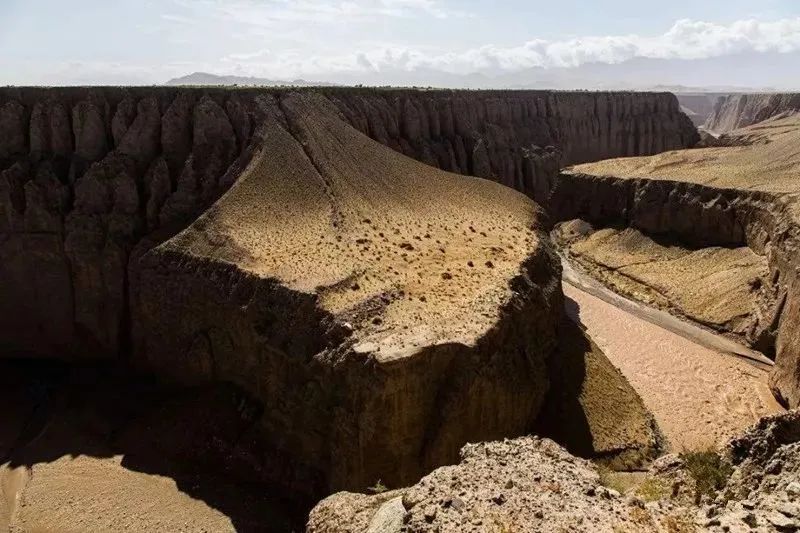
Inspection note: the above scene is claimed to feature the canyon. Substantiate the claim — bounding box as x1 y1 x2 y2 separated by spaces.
551 115 800 407
2 85 800 532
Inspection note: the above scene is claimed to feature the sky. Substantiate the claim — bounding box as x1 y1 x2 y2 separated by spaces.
1 0 799 87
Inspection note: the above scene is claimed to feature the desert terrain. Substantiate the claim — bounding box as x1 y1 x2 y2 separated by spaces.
1 85 800 532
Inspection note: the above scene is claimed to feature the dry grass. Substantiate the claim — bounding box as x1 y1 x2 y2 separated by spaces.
570 115 800 195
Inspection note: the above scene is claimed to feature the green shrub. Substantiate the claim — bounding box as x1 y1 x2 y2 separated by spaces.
679 450 733 503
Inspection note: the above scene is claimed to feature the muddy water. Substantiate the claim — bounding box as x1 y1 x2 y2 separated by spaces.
563 270 784 451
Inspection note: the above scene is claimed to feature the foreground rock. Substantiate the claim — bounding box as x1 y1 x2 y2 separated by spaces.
307 437 687 533
709 410 800 532
309 410 800 533
135 92 563 495
539 116 800 407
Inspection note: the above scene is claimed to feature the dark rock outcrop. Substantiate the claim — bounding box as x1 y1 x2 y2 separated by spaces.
706 93 800 133
0 88 264 358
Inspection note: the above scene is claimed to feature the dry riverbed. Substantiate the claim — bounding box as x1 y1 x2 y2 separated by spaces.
563 279 784 451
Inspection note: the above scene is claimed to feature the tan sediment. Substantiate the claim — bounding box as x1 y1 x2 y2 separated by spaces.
555 222 769 344
563 282 784 451
1 456 234 533
572 115 800 194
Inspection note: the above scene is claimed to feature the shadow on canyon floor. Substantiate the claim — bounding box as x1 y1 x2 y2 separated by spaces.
0 358 307 532
534 312 595 456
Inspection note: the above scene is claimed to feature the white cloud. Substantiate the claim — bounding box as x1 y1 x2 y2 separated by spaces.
213 16 800 79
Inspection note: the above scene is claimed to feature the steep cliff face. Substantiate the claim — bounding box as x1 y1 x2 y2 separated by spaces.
0 87 267 358
0 87 697 361
675 93 727 127
134 92 565 496
327 89 698 197
706 93 800 133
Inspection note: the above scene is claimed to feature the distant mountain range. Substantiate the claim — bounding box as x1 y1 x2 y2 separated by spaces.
165 72 335 87
166 51 799 93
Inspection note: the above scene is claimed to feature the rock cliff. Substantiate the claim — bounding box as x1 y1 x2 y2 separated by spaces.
545 173 800 406
705 93 800 133
328 89 697 196
0 87 264 359
0 87 696 361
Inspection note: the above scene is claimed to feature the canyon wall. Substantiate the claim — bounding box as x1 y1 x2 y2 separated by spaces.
0 87 697 361
327 89 698 197
541 171 800 407
0 87 268 358
706 93 800 133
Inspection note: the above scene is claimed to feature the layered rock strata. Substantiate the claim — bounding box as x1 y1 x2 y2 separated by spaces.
706 92 800 133
538 117 800 407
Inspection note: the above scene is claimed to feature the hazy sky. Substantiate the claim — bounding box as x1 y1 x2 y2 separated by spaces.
1 0 799 86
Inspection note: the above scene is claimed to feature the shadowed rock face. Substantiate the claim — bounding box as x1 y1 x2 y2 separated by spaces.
0 88 262 359
0 87 696 362
706 93 800 133
331 90 698 196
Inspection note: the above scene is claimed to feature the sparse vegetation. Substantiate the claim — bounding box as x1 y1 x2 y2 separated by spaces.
636 477 671 502
679 450 733 503
597 465 628 494
664 513 697 533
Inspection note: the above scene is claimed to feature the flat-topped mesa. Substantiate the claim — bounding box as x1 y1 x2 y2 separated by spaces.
0 87 697 361
134 92 563 495
705 92 800 134
541 116 800 408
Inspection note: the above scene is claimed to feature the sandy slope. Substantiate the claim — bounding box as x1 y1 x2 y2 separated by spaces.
572 115 800 194
564 282 783 451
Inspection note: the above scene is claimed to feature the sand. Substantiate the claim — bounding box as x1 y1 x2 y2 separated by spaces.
564 281 784 451
555 222 769 343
